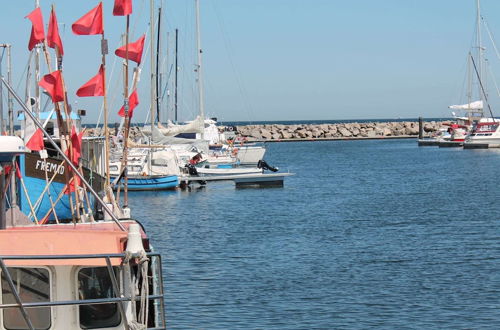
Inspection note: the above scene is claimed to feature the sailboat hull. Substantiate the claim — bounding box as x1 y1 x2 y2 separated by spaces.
112 175 178 191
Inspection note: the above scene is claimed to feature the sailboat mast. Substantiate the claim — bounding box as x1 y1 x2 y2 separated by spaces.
477 0 485 117
195 0 205 138
150 0 156 127
156 6 161 123
175 28 179 123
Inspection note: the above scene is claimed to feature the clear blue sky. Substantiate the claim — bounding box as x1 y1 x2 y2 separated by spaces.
2 0 500 124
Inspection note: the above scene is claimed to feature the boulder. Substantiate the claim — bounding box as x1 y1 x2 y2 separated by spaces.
260 128 272 139
250 129 262 139
281 131 293 139
338 127 352 137
382 127 392 136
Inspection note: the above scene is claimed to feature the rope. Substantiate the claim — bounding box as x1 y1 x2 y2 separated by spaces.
124 250 150 329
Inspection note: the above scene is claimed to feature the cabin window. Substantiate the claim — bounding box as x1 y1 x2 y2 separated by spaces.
78 267 121 329
1 267 51 330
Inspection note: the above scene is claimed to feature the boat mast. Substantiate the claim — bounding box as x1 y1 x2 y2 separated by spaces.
148 0 156 174
156 6 161 123
175 28 179 123
476 0 485 118
150 0 156 128
195 0 205 138
34 0 41 115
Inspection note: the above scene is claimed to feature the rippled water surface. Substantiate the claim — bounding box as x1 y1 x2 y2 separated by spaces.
128 139 500 329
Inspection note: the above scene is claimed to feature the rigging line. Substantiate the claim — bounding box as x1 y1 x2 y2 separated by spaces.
160 63 174 101
17 52 33 94
482 16 500 62
486 60 500 98
470 53 495 119
211 1 256 122
95 38 122 129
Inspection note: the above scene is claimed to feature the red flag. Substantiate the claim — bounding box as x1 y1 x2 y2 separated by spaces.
115 34 145 64
118 89 139 118
113 0 133 16
47 7 64 55
26 128 45 151
76 65 104 97
72 3 103 35
65 175 81 194
70 126 85 165
15 164 22 179
25 7 45 51
39 70 64 103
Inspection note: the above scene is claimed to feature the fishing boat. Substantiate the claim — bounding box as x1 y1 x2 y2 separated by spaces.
16 112 106 222
0 135 166 329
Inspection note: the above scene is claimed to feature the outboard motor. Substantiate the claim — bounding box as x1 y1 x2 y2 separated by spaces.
185 163 199 176
257 160 279 172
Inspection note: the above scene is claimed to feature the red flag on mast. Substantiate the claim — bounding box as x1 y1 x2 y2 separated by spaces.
26 128 45 151
25 7 45 51
47 7 64 55
113 0 133 16
72 2 104 35
118 89 139 118
67 125 84 165
76 65 104 97
115 34 145 64
38 70 65 103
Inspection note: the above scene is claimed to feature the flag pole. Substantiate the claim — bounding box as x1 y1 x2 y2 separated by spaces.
122 14 130 209
51 4 80 222
101 22 112 203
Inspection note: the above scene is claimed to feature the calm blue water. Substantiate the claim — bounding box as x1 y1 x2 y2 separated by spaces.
128 139 500 329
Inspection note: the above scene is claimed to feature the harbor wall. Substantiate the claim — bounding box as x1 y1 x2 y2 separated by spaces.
234 121 447 141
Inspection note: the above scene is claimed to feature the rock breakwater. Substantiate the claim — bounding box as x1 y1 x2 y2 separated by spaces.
235 121 447 141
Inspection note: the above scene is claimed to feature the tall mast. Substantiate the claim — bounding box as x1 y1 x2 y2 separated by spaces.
156 6 161 123
150 0 156 127
195 0 205 138
175 28 179 123
34 0 40 114
477 0 485 117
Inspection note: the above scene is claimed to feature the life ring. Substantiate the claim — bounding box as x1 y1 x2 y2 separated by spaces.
228 126 234 131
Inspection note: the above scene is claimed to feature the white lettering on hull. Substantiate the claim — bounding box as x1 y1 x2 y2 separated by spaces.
35 160 64 175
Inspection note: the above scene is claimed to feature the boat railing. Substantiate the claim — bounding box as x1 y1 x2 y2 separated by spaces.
0 252 166 330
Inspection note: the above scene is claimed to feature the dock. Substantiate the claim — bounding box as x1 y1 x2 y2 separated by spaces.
180 172 295 188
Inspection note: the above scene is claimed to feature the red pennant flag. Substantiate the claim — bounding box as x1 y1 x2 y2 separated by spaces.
70 126 85 165
76 65 104 97
39 70 65 103
47 7 64 55
25 7 45 51
118 89 139 118
26 128 45 151
113 0 133 16
115 34 145 64
72 3 103 35
65 174 81 194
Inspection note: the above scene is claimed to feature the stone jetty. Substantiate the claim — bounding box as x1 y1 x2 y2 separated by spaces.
22 120 444 141
234 121 447 142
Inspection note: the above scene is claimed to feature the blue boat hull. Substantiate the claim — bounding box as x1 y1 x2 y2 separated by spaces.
112 175 178 191
18 153 104 222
